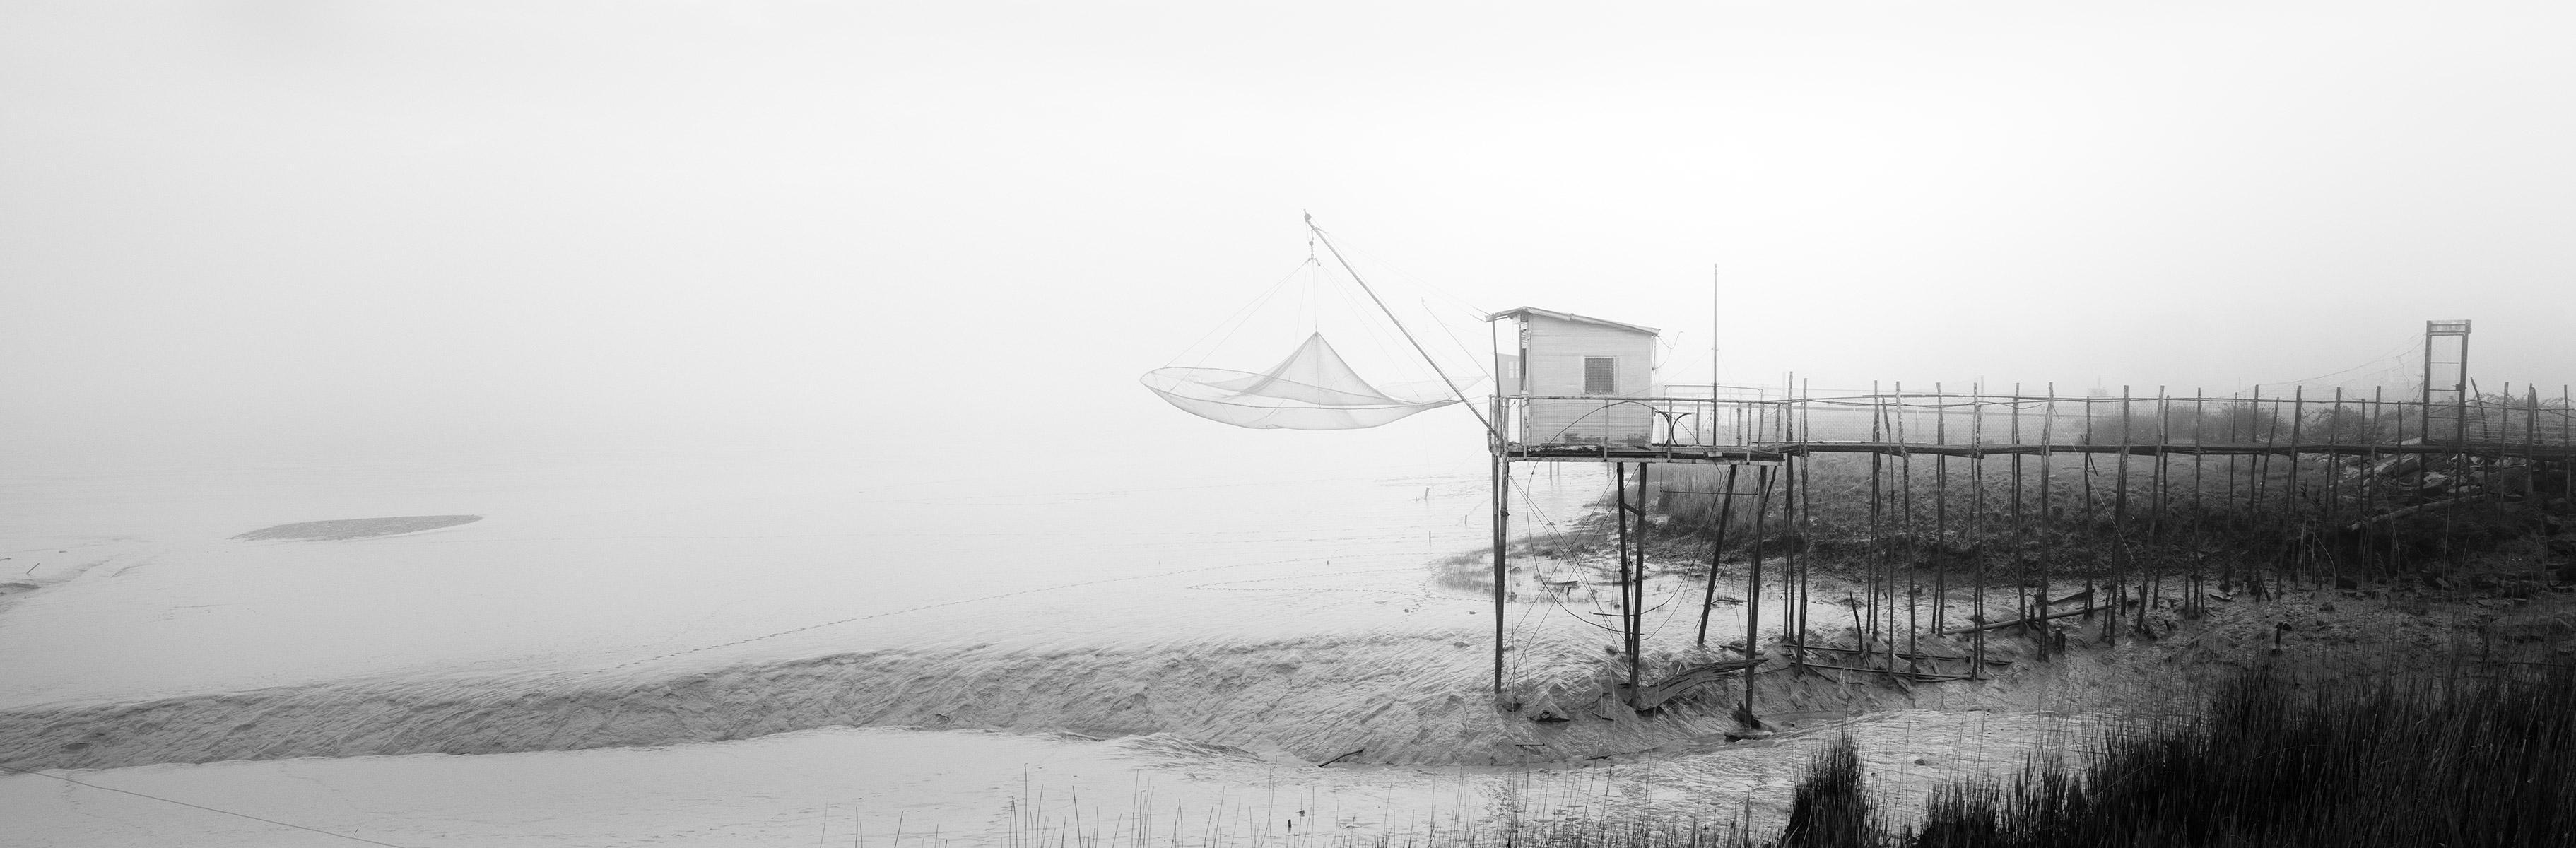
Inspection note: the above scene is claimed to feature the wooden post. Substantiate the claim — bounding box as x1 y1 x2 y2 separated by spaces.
1898 382 1917 665
1743 465 1773 717
2532 387 2546 589
1784 452 1803 671
2370 386 2385 582
1696 462 1743 646
2248 387 2265 514
1799 378 1815 657
2011 383 2025 524
2143 389 2163 541
1632 463 1651 697
2194 389 2206 602
1971 384 1987 678
2116 385 2132 529
2035 385 2057 664
2288 385 2306 524
2040 385 2056 522
1869 382 1886 648
2081 396 2098 517
1615 462 1634 693
2225 392 2240 509
2263 390 2286 594
2291 387 2310 583
1934 382 1949 636
2155 387 2170 606
2194 390 2206 519
2327 387 2345 584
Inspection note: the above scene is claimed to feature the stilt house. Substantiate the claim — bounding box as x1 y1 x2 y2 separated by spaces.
1487 307 1659 445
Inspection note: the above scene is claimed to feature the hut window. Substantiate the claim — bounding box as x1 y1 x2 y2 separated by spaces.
1583 357 1618 394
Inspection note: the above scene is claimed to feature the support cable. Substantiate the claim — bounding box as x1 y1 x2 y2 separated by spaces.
1306 213 1500 442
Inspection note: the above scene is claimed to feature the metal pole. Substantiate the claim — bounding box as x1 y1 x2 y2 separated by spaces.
1711 264 1721 398
1491 396 1510 695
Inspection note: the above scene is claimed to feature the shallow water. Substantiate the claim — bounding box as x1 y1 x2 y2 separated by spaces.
0 444 2075 844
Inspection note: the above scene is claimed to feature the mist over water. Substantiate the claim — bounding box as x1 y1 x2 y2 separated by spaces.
0 411 1551 707
8 3 2576 844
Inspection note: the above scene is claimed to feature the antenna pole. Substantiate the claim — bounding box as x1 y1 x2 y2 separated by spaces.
1306 214 1500 440
1711 264 1720 399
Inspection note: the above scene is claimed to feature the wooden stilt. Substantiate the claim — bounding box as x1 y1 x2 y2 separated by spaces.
2037 384 2055 664
1743 465 1773 717
1615 463 1637 698
1695 463 1743 646
1630 464 1652 699
1799 379 1815 661
2154 387 2170 606
2081 396 2098 518
1970 383 1987 678
1897 383 1917 667
1869 382 1886 649
2249 387 2265 513
2288 386 2307 582
2532 387 2547 589
2194 390 2206 526
2116 385 2132 531
1934 382 1949 637
2010 383 2025 524
2370 386 2385 582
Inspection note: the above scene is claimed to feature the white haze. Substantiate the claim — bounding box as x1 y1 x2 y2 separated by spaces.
6 1 2574 478
6 6 2575 844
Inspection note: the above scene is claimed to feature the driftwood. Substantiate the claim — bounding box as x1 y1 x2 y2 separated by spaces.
1791 658 1969 683
2037 588 2092 608
1780 640 2013 666
2346 494 2498 531
1620 657 1763 711
1941 604 2102 635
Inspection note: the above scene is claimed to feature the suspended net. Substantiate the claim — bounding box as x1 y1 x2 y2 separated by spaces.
1142 332 1464 430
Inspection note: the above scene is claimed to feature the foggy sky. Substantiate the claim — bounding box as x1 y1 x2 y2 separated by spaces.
6 1 2572 471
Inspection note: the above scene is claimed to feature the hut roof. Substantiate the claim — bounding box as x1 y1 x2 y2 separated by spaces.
1483 307 1659 336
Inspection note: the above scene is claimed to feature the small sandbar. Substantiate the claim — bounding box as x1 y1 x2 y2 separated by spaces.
232 515 482 541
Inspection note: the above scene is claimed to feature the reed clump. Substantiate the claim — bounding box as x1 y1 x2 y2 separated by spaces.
1903 664 2576 847
1775 734 1883 848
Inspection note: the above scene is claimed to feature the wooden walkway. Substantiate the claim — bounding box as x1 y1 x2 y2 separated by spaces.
1507 439 2576 466
1498 387 2576 464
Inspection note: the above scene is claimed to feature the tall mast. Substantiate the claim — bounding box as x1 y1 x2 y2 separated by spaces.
1711 264 1721 396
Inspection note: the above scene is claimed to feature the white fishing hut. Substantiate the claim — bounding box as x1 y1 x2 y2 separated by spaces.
1486 307 1662 447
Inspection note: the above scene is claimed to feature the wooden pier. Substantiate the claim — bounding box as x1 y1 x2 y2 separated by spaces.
1487 382 2576 710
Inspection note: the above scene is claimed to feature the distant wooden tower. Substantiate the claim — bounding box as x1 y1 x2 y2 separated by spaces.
1486 307 1661 445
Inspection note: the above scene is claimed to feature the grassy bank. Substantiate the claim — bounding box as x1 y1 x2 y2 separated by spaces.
1478 659 2576 847
1903 661 2576 847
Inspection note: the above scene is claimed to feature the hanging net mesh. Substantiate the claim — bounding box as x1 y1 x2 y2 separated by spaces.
1142 332 1463 430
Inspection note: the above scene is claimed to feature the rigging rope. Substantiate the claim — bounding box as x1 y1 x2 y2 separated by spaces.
1306 214 1500 441
1161 258 1317 370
